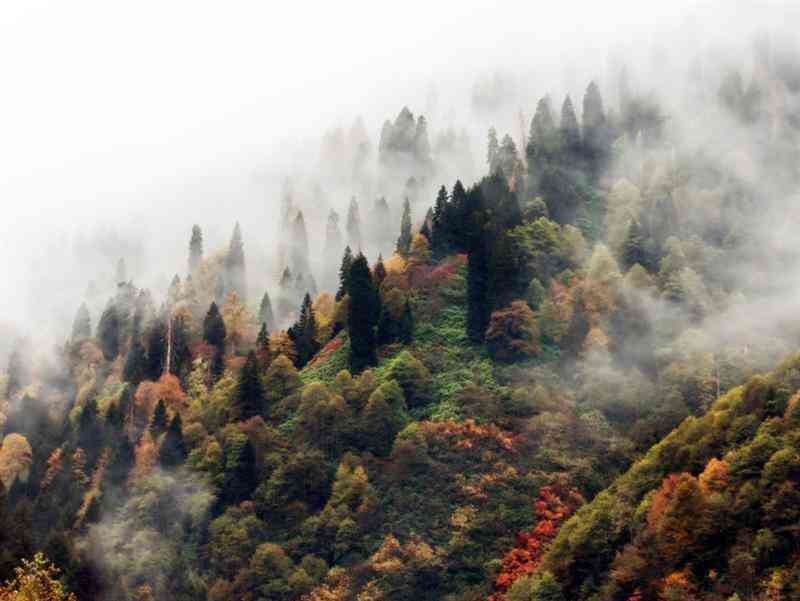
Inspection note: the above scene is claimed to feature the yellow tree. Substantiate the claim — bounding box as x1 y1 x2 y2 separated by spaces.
0 553 77 601
222 291 255 355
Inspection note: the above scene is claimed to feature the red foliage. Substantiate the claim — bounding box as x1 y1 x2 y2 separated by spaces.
306 337 344 368
489 484 584 600
421 419 515 452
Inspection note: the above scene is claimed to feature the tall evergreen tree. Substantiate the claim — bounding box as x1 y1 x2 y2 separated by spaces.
582 81 609 172
188 224 203 274
336 246 354 301
258 291 276 332
149 398 168 435
528 96 558 166
347 253 378 372
237 350 263 420
256 322 270 357
145 318 167 381
396 197 412 256
123 335 146 386
346 197 362 251
487 127 499 172
223 438 257 505
374 255 387 288
97 303 121 361
291 211 311 276
77 397 102 456
288 293 320 369
108 433 135 487
159 413 187 468
71 303 91 341
214 272 226 305
115 257 127 284
225 222 247 301
431 185 450 257
420 208 432 242
621 219 647 271
400 299 414 344
560 95 581 157
467 238 491 343
203 302 226 350
169 315 192 380
449 180 468 251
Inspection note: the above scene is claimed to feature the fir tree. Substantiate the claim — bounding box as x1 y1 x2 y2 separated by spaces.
225 222 246 301
288 293 320 369
396 197 412 256
203 302 226 350
467 239 491 343
487 127 499 172
78 397 101 455
336 246 354 301
108 434 135 487
258 291 276 332
97 303 121 361
188 224 203 274
449 180 468 251
256 322 270 357
560 95 581 156
149 399 168 435
211 347 226 381
347 253 378 372
123 335 147 386
291 211 311 276
145 318 167 381
420 211 432 242
374 255 387 288
528 96 558 165
159 413 187 468
71 303 91 341
582 81 609 173
169 315 192 380
223 438 257 505
237 350 263 420
431 185 450 258
621 219 647 271
400 299 414 344
346 197 362 251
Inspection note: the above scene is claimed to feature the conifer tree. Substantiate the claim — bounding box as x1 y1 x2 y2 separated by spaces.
203 302 226 350
145 318 167 381
528 96 558 165
258 291 276 332
123 335 147 386
420 209 432 242
400 299 414 344
291 211 311 276
374 255 387 288
396 197 412 256
188 224 203 274
431 185 450 258
225 222 246 302
582 81 609 172
449 180 468 251
325 209 343 254
347 253 378 372
214 273 226 305
560 95 581 156
97 303 121 361
467 239 491 343
108 434 135 487
169 315 192 380
621 219 647 271
288 293 320 369
211 347 226 381
78 397 101 456
256 323 270 357
487 127 499 172
336 246 353 301
159 413 187 468
71 303 91 341
223 438 257 505
346 197 362 251
149 399 167 436
237 350 263 420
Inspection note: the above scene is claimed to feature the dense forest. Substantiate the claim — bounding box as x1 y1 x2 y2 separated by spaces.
4 31 800 601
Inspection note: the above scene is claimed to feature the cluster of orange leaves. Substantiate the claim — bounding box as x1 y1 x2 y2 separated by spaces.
420 419 515 452
306 337 344 369
489 484 584 600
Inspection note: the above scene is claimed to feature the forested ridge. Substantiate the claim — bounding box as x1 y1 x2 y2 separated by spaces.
3 38 800 601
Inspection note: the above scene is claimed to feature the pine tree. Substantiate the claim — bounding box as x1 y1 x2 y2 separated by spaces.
256 322 270 357
420 210 432 242
71 303 91 341
336 246 353 301
467 239 491 343
123 335 147 386
97 303 121 361
528 96 558 165
258 291 276 332
225 222 246 301
449 180 468 251
431 185 450 258
203 302 226 350
560 95 581 157
237 350 263 420
288 293 320 368
346 197 362 251
291 211 311 276
188 224 203 274
487 127 499 172
400 299 414 344
223 438 257 505
159 413 187 468
621 219 647 271
144 318 167 381
347 253 378 372
169 315 192 380
374 255 387 288
582 81 609 173
396 197 412 256
77 397 101 455
149 399 168 435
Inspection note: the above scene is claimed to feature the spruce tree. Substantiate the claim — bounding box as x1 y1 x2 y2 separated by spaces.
123 335 147 386
203 302 226 349
374 255 387 288
188 224 203 274
169 315 192 380
78 397 102 456
145 318 167 381
159 413 187 468
149 399 168 435
621 219 647 271
258 291 276 332
225 222 247 301
396 197 412 256
288 293 320 368
487 127 499 172
528 96 558 165
560 95 581 157
336 246 353 301
420 211 432 242
449 180 468 251
108 434 135 487
223 438 257 505
431 185 450 258
71 303 91 341
347 253 378 372
467 239 491 343
582 81 609 173
400 299 414 344
256 322 270 357
237 350 263 420
97 303 121 361
346 197 362 251
211 347 226 381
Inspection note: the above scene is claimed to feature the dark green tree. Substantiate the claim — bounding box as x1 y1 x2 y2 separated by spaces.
150 398 168 435
223 438 257 505
621 219 647 271
188 224 203 274
145 318 167 381
256 322 270 356
225 222 247 301
288 293 320 369
431 185 450 257
346 197 362 251
560 95 581 157
236 350 263 420
97 303 121 361
203 302 226 349
467 239 491 343
71 303 91 341
78 397 102 457
211 347 226 381
107 434 135 487
582 81 609 173
123 335 147 386
347 253 378 372
336 246 354 301
159 413 187 468
400 299 414 344
169 315 192 380
258 291 276 332
396 197 412 256
374 255 387 288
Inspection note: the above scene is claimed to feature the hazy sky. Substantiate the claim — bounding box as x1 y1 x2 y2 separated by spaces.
0 0 796 337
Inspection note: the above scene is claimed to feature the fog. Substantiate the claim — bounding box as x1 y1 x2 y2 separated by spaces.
1 0 799 358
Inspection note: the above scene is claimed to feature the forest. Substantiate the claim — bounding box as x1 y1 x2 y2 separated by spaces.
3 15 800 601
